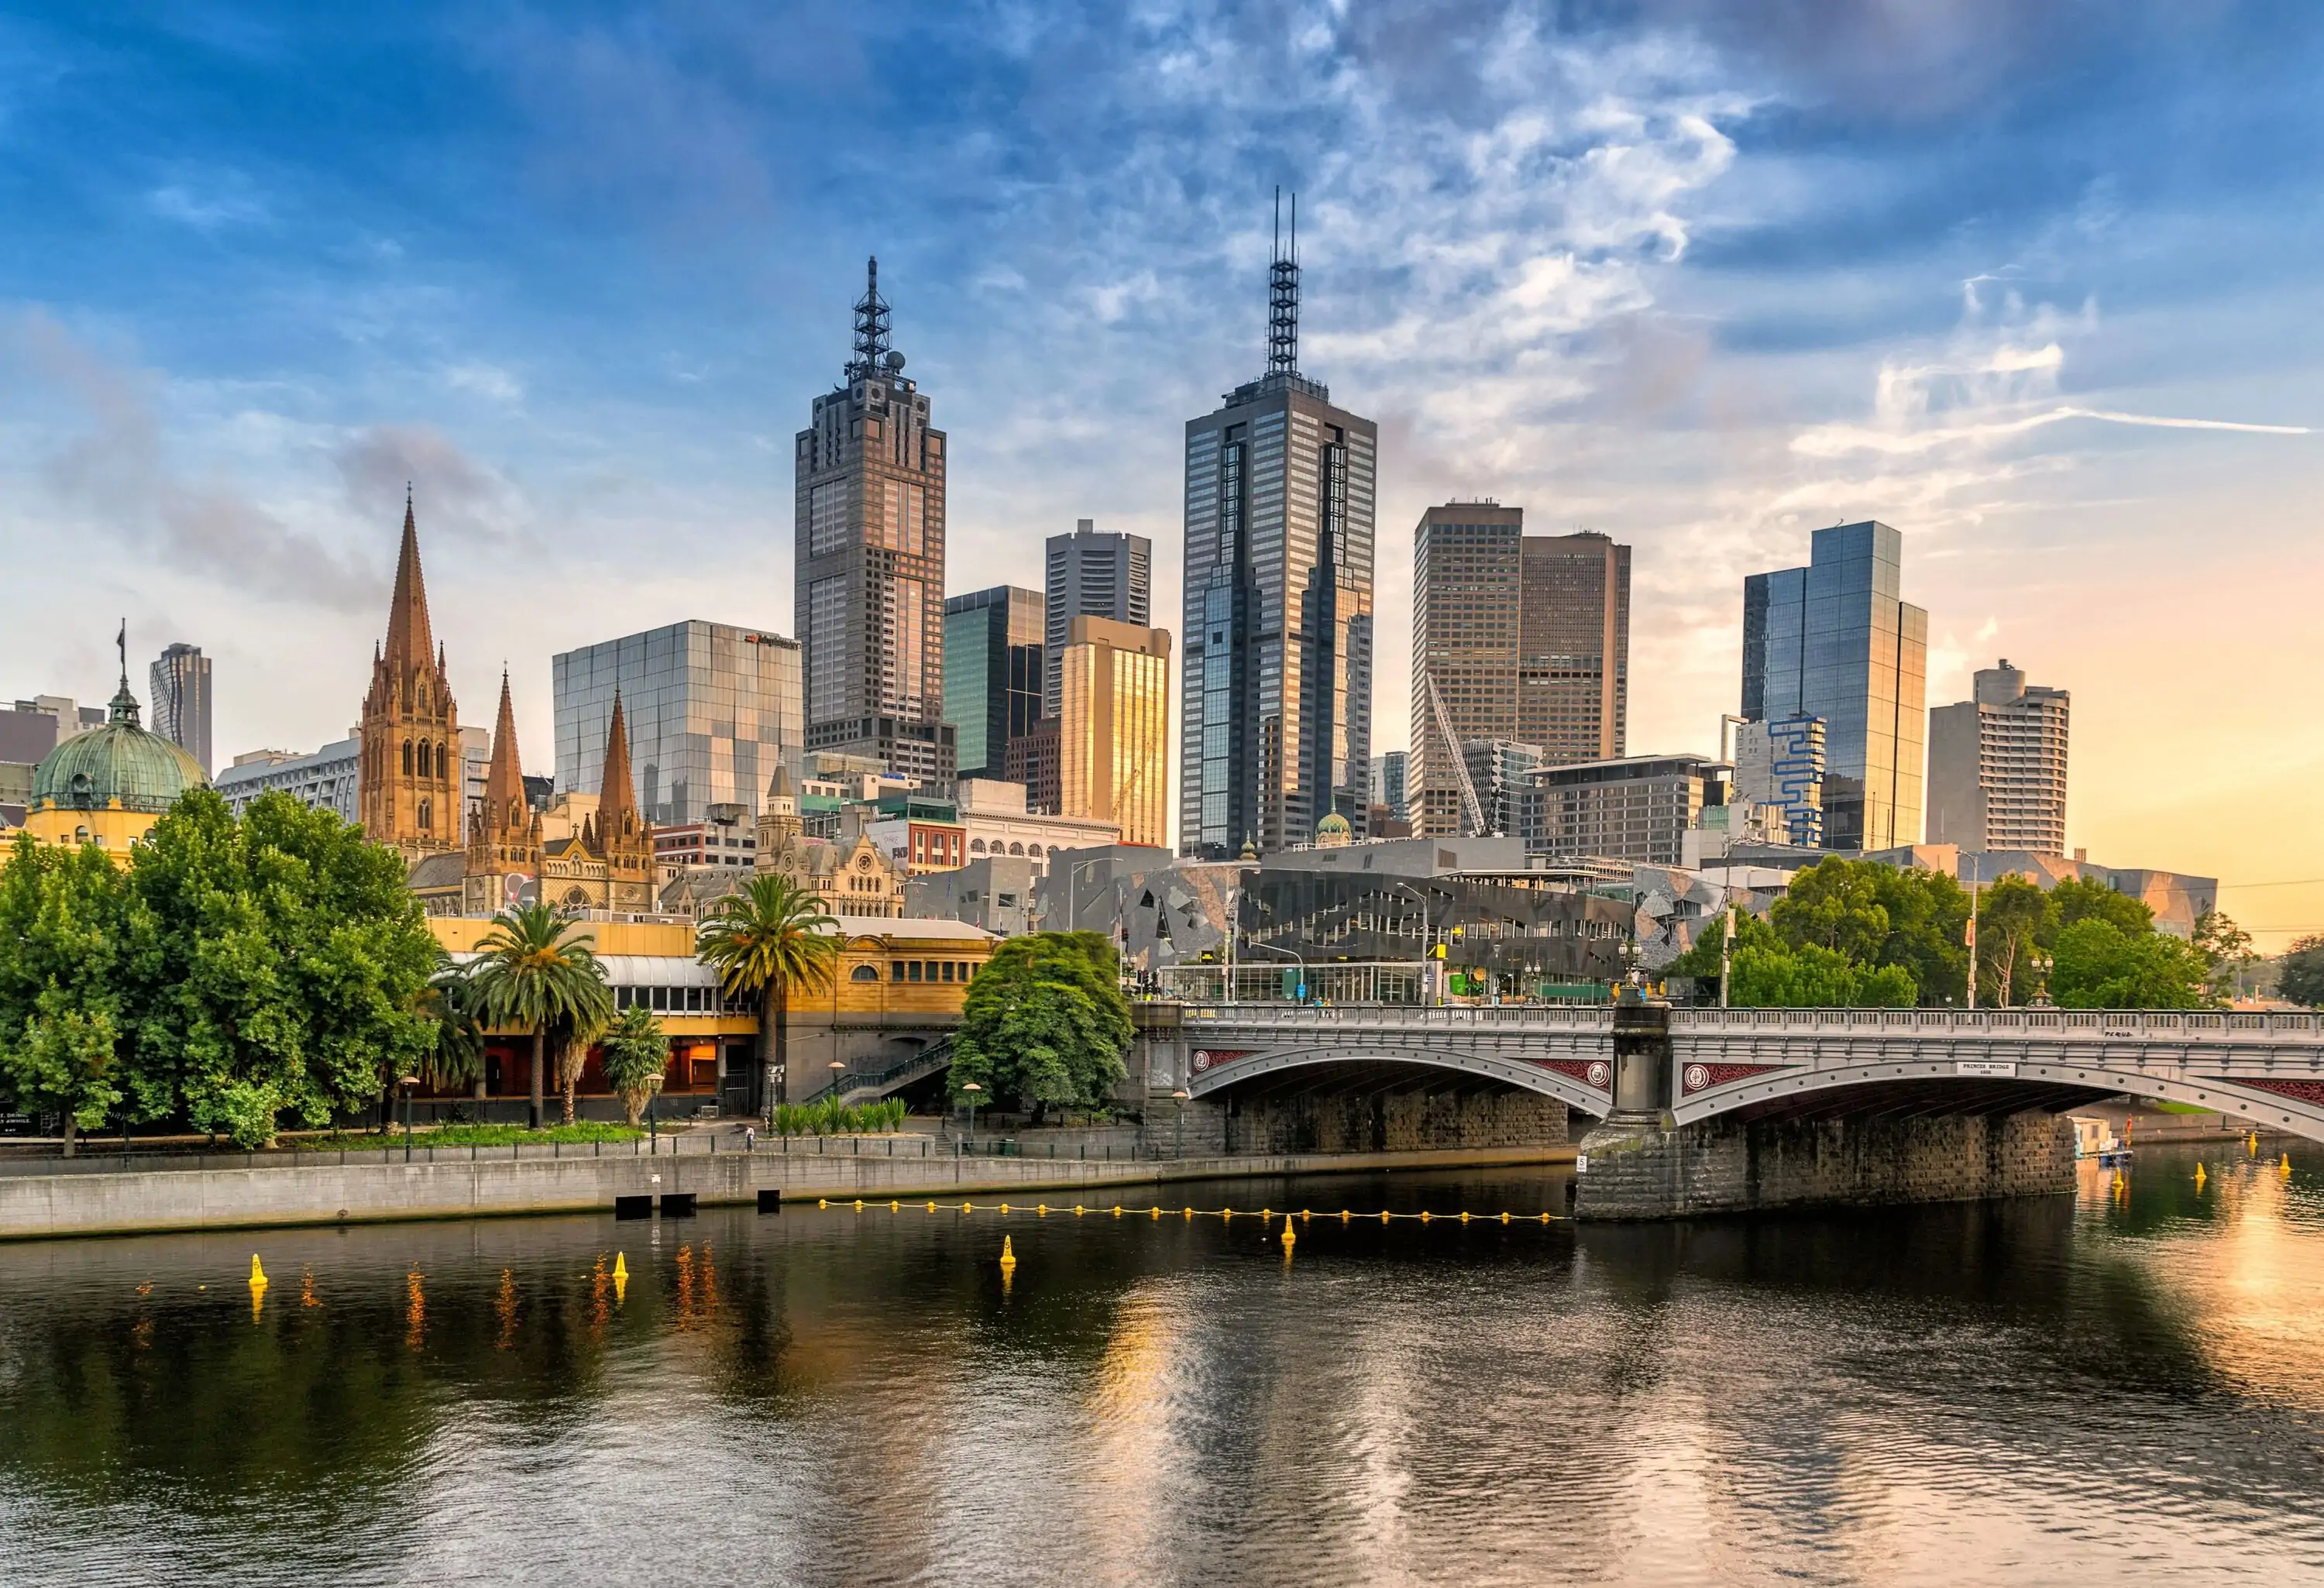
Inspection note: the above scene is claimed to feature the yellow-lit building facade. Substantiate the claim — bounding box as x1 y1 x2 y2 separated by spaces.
1058 615 1171 849
20 658 207 866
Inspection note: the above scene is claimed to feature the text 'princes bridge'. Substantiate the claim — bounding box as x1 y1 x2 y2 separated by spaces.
1140 1002 2324 1218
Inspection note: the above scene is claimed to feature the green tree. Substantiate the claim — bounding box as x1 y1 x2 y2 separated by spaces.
1772 858 1892 962
548 999 616 1126
2049 876 2154 937
1973 875 2051 1006
696 874 837 1112
0 835 132 1155
413 952 486 1099
121 789 438 1147
1729 942 1916 1008
949 932 1132 1119
598 1004 669 1127
468 902 612 1129
2192 909 2257 1002
2278 934 2324 1009
2049 918 2212 1009
1864 864 1971 1004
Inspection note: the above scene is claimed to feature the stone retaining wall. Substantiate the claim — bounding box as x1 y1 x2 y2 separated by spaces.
1575 1109 2075 1220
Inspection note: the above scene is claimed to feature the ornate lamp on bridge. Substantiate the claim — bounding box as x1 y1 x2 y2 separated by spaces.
2029 950 2055 1009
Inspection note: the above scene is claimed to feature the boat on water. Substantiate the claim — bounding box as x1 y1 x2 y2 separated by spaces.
2072 1115 2135 1167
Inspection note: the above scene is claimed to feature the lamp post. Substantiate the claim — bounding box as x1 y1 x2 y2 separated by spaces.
1243 936 1310 1003
399 1075 421 1161
1380 879 1439 1005
1720 902 1736 1010
2030 949 2055 1009
1171 1088 1189 1160
961 1081 982 1154
827 1059 847 1116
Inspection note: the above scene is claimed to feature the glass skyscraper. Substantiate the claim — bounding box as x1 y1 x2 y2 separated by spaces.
1741 521 1927 852
944 586 1044 782
1179 197 1376 858
552 620 803 827
1043 520 1152 720
148 642 212 775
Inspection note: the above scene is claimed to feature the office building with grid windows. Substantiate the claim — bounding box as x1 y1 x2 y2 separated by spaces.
1927 660 2069 854
1044 519 1152 720
944 586 1044 783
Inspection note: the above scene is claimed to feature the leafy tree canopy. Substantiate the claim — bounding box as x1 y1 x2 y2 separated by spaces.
949 932 1130 1117
598 1004 669 1127
2048 918 2212 1009
2279 935 2324 1010
0 836 132 1150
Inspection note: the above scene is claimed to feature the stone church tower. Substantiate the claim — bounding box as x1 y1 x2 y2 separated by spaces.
360 496 462 861
463 672 542 915
590 692 656 912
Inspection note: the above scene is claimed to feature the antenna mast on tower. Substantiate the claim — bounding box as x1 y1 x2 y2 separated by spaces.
850 256 892 379
1267 187 1301 377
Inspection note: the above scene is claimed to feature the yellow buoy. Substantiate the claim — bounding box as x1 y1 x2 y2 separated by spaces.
1281 1219 1295 1248
1340 1210 1351 1222
964 1201 975 1212
1150 1205 1162 1218
999 1235 1016 1270
999 1203 1010 1214
1380 1211 1391 1224
1538 1212 1552 1223
1459 1211 1470 1224
927 1200 937 1212
249 1255 268 1287
2283 1154 2295 1178
1301 1209 1311 1222
853 1198 864 1210
1500 1212 1511 1224
1419 1211 1432 1224
1074 1205 1085 1215
2249 1133 2260 1156
2195 1162 2208 1189
1112 1205 1122 1218
1182 1206 1193 1218
817 1198 828 1209
613 1252 628 1280
1222 1207 1234 1221
1260 1208 1270 1220
889 1201 899 1211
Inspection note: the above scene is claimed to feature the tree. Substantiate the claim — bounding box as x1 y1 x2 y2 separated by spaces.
0 835 132 1155
2050 876 2154 937
1772 859 1892 963
598 1005 669 1127
2279 935 2324 1009
1728 942 1916 1009
548 999 615 1126
2193 909 2257 1002
468 902 612 1129
950 932 1132 1119
1974 875 2049 1007
2049 918 2212 1009
121 789 438 1148
696 875 838 1112
413 952 486 1100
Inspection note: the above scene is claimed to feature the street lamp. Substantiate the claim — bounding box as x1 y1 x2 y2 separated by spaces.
1380 878 1439 1005
961 1081 983 1153
2030 949 2055 1009
828 1059 847 1116
399 1075 421 1161
1243 936 1310 1003
1172 1088 1189 1160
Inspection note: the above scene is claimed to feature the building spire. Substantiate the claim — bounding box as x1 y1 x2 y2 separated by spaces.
848 255 894 380
485 670 524 820
597 689 638 826
108 618 140 726
1268 187 1300 377
382 494 436 669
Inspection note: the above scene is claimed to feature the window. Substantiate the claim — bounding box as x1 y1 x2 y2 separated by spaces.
940 961 954 982
892 961 906 981
909 961 923 981
851 964 880 981
402 741 414 775
418 797 431 830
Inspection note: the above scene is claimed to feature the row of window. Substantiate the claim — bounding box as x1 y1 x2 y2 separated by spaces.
843 959 977 983
614 985 725 1014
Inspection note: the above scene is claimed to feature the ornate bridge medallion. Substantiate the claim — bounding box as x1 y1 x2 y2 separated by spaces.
1190 1049 1253 1074
1683 1062 1789 1095
1534 1058 1612 1091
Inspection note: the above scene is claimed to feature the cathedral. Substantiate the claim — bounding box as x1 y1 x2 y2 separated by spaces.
365 499 655 916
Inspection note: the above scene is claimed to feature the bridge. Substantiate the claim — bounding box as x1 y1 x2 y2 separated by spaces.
1169 1003 2324 1217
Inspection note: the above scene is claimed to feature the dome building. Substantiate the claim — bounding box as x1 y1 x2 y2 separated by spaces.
26 640 207 863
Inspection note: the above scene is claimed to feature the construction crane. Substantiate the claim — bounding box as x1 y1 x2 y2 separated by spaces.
1422 668 1489 836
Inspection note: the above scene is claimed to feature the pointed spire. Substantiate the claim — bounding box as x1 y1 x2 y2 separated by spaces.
382 496 436 669
597 690 638 827
485 671 524 819
108 618 141 727
848 255 894 380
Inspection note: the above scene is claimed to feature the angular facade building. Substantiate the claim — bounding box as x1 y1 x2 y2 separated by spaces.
552 620 803 828
1057 616 1172 850
1927 659 2069 854
1044 520 1152 720
1741 521 1927 852
795 259 954 785
1180 198 1376 858
148 642 212 776
943 586 1045 783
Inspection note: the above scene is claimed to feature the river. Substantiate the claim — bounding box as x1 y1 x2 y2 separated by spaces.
2 1143 2321 1586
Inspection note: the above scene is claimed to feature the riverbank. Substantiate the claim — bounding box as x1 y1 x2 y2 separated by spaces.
0 1142 1575 1243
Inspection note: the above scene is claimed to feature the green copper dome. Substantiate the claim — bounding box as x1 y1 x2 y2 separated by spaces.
33 679 205 815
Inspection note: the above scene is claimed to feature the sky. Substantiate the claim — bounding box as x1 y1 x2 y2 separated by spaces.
3 2 2322 944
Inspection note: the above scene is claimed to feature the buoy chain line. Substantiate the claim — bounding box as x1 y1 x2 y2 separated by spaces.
810 1197 1566 1223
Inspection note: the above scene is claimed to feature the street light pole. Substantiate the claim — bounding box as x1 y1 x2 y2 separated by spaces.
400 1075 420 1161
961 1081 982 1153
1720 902 1735 1009
1172 1088 1189 1160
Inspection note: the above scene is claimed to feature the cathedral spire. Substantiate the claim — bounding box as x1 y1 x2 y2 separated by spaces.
597 690 638 825
485 671 524 820
382 495 436 669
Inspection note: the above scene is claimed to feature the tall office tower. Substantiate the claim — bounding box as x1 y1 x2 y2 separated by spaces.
1179 194 1377 858
944 586 1046 782
1741 521 1927 852
796 258 954 786
552 620 803 827
1927 659 2070 854
1058 616 1172 848
358 496 462 861
1410 502 1631 836
1369 749 1408 821
1732 714 1827 847
1043 519 1153 720
148 643 212 775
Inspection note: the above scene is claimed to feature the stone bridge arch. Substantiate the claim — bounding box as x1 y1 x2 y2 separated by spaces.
1187 1041 1613 1119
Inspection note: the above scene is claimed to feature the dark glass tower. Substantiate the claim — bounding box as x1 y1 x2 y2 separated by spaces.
1178 194 1377 858
943 586 1045 783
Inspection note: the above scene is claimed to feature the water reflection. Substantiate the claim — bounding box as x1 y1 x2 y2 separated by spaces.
0 1145 2319 1585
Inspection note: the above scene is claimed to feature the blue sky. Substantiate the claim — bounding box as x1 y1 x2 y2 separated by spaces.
5 2 2322 938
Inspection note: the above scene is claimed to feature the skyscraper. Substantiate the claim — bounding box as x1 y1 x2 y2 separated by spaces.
944 586 1045 782
1741 521 1927 852
1057 616 1172 848
1409 502 1630 835
796 258 954 786
1043 520 1152 720
149 643 212 775
1927 660 2069 854
1179 194 1377 858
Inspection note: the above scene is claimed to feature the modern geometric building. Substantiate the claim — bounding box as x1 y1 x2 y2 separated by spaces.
552 620 803 829
357 497 463 863
1180 195 1376 858
1731 713 1827 847
795 257 954 786
1741 521 1927 852
148 642 212 776
943 586 1045 783
1927 659 2069 854
1044 519 1151 720
1410 501 1630 835
1057 616 1172 849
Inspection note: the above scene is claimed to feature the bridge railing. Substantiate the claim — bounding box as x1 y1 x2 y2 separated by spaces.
1177 1002 2323 1040
1181 1002 1616 1029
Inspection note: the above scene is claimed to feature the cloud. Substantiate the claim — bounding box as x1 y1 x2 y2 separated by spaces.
1796 403 2312 458
6 308 376 610
334 422 521 542
146 178 270 229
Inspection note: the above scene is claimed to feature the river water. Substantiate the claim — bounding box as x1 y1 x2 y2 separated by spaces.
2 1143 2322 1586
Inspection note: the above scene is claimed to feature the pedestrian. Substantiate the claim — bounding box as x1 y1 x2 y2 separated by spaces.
744 1124 757 1153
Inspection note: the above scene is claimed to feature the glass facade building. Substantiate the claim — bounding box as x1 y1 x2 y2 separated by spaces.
552 621 803 827
1058 616 1172 849
1741 521 1926 852
148 643 213 776
1043 520 1152 720
943 586 1045 782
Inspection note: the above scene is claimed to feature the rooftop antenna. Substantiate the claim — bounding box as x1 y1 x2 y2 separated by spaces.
1268 187 1300 377
850 256 892 380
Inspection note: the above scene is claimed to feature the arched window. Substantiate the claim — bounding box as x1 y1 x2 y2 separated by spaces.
418 741 432 778
851 964 880 981
1009 842 1024 856
1027 844 1043 858
402 741 414 776
418 797 431 830
970 837 985 854
438 742 450 782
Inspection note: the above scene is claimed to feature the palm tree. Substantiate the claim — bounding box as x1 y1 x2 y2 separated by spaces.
599 1004 670 1127
548 999 616 1126
696 875 838 1114
469 902 613 1129
413 950 487 1101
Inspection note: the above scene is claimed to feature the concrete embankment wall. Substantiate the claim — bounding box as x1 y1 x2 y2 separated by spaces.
0 1143 1573 1243
1576 1109 2075 1219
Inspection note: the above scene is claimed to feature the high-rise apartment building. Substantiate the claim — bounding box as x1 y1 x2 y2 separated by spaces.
1057 616 1172 849
1044 520 1151 720
944 586 1045 782
1410 502 1630 835
1731 714 1826 847
1369 750 1408 821
1741 521 1927 851
796 259 954 785
1180 196 1376 858
1927 660 2070 854
552 620 803 827
149 643 212 775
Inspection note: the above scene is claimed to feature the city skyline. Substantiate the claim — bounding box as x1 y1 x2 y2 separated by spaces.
4 5 2322 938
